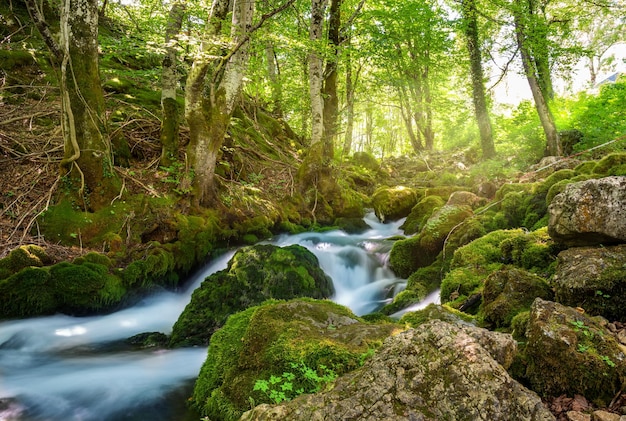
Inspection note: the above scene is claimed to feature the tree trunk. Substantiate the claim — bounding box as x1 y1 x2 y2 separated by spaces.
26 0 119 211
309 0 328 146
321 0 341 160
342 41 356 159
183 0 234 206
461 0 495 160
265 43 283 117
160 0 186 167
514 1 561 156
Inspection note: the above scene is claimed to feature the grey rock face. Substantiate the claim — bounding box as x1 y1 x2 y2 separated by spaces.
548 176 626 246
240 320 554 421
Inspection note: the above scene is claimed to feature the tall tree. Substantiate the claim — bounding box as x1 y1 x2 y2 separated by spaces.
366 0 452 153
321 0 342 158
513 0 561 156
308 0 328 149
184 0 294 206
184 0 253 206
460 0 496 159
25 0 120 210
160 0 187 167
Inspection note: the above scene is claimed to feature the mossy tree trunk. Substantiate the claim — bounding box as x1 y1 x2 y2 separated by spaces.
160 0 187 168
513 0 561 156
321 0 341 160
26 0 119 211
308 0 328 148
461 0 495 160
185 0 294 207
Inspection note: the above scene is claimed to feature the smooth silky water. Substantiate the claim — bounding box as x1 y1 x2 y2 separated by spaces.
0 213 439 420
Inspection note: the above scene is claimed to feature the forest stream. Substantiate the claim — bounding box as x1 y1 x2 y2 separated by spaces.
0 213 434 421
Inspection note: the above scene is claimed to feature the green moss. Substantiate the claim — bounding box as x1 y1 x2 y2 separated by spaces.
73 252 112 267
192 299 397 421
0 50 36 69
406 261 446 294
0 245 50 279
389 236 426 278
379 288 427 316
169 245 334 347
0 267 56 317
574 161 597 175
480 267 553 329
511 311 530 341
535 169 577 196
351 151 380 171
401 195 445 235
451 229 520 268
371 186 418 222
440 266 494 306
593 152 626 176
400 303 475 327
495 183 536 201
49 261 125 314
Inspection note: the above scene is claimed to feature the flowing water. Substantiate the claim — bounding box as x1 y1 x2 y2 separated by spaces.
0 213 438 420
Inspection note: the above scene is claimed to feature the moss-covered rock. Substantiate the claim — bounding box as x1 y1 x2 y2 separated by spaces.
480 267 553 329
169 245 334 347
389 205 474 279
440 228 559 310
400 303 475 327
192 299 398 421
400 195 445 235
0 267 56 317
525 299 626 406
0 258 126 318
593 152 626 176
371 186 418 222
351 151 380 171
552 244 626 320
0 245 51 279
240 320 552 421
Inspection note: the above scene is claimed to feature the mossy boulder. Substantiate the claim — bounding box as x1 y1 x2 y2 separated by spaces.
400 195 445 235
0 258 126 318
192 299 398 421
524 299 626 406
351 151 380 171
418 204 474 260
480 267 553 329
593 152 626 176
400 303 475 327
440 228 559 309
240 320 553 421
169 245 334 347
552 244 626 320
0 245 51 279
389 205 473 278
371 186 418 222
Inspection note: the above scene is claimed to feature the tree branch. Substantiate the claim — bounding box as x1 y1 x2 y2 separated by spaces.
23 0 63 61
218 0 297 73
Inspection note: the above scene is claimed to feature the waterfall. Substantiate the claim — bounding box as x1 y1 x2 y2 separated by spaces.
0 213 436 420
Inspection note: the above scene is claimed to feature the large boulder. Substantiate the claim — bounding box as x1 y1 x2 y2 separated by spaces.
240 319 554 421
524 299 626 406
552 245 626 320
371 186 418 222
169 245 333 347
389 204 473 277
400 195 445 235
192 299 397 421
480 267 553 329
548 176 626 246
